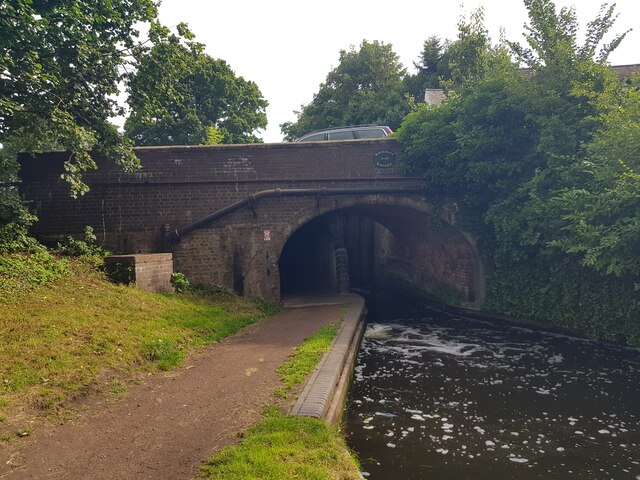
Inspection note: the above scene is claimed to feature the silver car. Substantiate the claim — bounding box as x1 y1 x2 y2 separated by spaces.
295 125 393 142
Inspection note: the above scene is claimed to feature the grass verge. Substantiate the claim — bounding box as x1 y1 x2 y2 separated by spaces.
274 323 338 398
197 407 361 480
0 256 273 426
197 322 362 480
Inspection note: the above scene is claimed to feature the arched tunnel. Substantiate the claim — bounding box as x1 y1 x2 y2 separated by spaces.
278 204 484 307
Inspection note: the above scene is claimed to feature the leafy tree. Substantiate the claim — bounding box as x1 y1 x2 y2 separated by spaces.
547 79 640 279
125 23 268 146
0 0 158 198
447 8 492 87
281 40 410 141
486 0 630 256
397 0 639 343
404 36 452 100
404 9 491 104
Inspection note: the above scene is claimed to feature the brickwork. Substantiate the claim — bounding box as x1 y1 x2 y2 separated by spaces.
104 253 174 293
20 139 485 305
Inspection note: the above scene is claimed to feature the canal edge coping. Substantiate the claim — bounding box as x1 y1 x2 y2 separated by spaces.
289 294 366 423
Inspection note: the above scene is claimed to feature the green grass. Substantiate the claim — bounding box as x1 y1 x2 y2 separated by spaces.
197 407 361 480
274 323 338 398
197 323 361 480
0 255 271 420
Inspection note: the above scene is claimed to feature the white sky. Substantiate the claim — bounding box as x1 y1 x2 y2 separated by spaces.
156 0 640 143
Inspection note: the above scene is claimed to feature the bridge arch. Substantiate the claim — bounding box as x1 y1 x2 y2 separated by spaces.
276 195 485 307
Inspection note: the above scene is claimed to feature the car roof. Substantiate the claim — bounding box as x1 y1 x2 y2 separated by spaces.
295 125 392 141
300 125 390 135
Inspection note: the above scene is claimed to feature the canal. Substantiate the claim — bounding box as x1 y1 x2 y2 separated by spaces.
345 297 640 479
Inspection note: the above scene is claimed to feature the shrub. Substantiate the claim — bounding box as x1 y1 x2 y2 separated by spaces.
57 226 109 262
170 272 190 293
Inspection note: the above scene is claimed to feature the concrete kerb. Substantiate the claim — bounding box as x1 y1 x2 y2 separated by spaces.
287 293 366 424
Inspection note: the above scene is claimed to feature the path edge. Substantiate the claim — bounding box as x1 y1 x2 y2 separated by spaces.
290 294 366 423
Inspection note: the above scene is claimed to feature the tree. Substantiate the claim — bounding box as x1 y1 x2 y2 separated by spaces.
397 1 639 343
125 23 268 146
404 36 452 100
0 0 158 198
547 79 640 279
404 9 491 104
281 40 410 141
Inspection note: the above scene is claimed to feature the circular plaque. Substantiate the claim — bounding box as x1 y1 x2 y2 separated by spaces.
373 150 396 168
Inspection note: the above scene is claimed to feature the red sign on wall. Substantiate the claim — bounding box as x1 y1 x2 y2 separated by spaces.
263 229 271 241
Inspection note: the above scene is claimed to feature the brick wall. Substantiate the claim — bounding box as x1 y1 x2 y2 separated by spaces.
19 139 411 252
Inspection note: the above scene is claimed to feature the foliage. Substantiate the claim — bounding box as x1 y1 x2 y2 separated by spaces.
0 149 36 229
404 36 452 100
397 0 639 345
198 408 361 480
281 40 411 140
484 255 640 346
125 23 268 146
404 9 491 103
56 226 109 261
546 80 640 279
446 8 492 87
398 50 535 234
0 0 158 197
274 323 337 398
0 247 68 298
171 272 191 293
0 222 41 255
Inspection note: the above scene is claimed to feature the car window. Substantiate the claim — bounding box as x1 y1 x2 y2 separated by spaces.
356 128 386 139
299 133 325 142
329 130 355 140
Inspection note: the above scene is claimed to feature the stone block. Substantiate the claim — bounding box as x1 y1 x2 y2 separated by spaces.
104 253 174 293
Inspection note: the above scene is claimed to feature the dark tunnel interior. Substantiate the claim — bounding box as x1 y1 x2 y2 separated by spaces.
278 209 380 298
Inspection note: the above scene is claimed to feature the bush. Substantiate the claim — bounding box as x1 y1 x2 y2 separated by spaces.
0 223 41 254
0 247 69 299
57 226 109 261
170 272 190 293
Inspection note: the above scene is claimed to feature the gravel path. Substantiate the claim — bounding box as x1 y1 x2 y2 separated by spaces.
0 304 340 480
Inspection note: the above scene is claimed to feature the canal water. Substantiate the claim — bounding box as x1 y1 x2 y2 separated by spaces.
345 301 640 479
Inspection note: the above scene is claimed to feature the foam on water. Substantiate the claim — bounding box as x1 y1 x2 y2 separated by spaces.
347 314 640 480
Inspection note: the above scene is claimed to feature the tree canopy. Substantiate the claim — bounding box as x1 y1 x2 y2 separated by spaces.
125 23 268 146
397 0 639 344
281 40 410 141
0 0 158 199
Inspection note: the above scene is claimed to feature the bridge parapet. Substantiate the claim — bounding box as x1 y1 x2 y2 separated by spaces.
20 139 416 250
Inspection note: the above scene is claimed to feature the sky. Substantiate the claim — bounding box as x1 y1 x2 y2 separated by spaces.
156 0 640 143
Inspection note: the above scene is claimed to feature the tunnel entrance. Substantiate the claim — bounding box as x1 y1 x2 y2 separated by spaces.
277 204 484 306
278 209 382 298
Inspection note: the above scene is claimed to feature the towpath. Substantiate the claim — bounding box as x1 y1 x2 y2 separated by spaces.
0 302 342 480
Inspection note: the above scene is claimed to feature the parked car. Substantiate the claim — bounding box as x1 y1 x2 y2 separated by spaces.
295 125 393 142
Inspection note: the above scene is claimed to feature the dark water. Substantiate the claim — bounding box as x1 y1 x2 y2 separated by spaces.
345 305 640 480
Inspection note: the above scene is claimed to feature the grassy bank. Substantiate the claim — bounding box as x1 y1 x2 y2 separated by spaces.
0 254 272 427
198 408 361 480
198 322 362 480
274 323 337 398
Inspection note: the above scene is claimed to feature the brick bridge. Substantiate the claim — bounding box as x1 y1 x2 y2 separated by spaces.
20 139 484 306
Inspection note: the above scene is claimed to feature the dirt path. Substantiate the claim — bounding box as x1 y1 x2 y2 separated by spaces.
0 305 341 480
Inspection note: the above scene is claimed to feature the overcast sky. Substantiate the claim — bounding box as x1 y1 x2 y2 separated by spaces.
156 0 640 143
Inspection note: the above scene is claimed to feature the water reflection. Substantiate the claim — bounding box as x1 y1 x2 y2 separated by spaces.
345 307 640 480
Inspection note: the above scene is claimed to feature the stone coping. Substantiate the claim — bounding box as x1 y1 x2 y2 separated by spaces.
289 294 365 422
